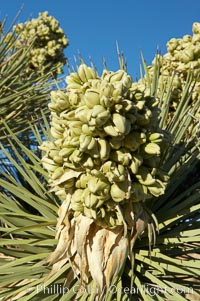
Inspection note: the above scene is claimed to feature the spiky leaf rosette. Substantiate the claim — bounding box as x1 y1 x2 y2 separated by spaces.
40 64 169 292
6 11 68 75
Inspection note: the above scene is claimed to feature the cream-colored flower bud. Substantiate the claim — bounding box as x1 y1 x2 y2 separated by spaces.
167 38 179 52
100 81 114 98
78 64 97 83
51 167 64 180
112 82 123 100
84 89 100 108
42 157 58 172
98 138 110 160
147 180 165 197
130 155 143 174
112 113 131 135
193 22 200 34
104 124 118 137
109 70 126 83
144 142 160 155
110 180 131 202
75 106 89 123
88 178 109 195
149 132 164 143
112 149 132 166
136 167 156 186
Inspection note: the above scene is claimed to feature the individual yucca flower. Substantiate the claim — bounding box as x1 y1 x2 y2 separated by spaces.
40 63 170 295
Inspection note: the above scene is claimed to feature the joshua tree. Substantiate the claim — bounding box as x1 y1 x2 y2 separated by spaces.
0 15 199 301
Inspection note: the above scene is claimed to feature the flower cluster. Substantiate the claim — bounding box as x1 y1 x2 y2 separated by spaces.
12 11 68 74
41 64 168 227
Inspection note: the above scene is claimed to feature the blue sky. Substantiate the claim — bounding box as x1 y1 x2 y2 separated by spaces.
1 0 200 79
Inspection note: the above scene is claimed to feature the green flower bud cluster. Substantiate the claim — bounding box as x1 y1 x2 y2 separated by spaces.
12 11 68 74
41 64 169 227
